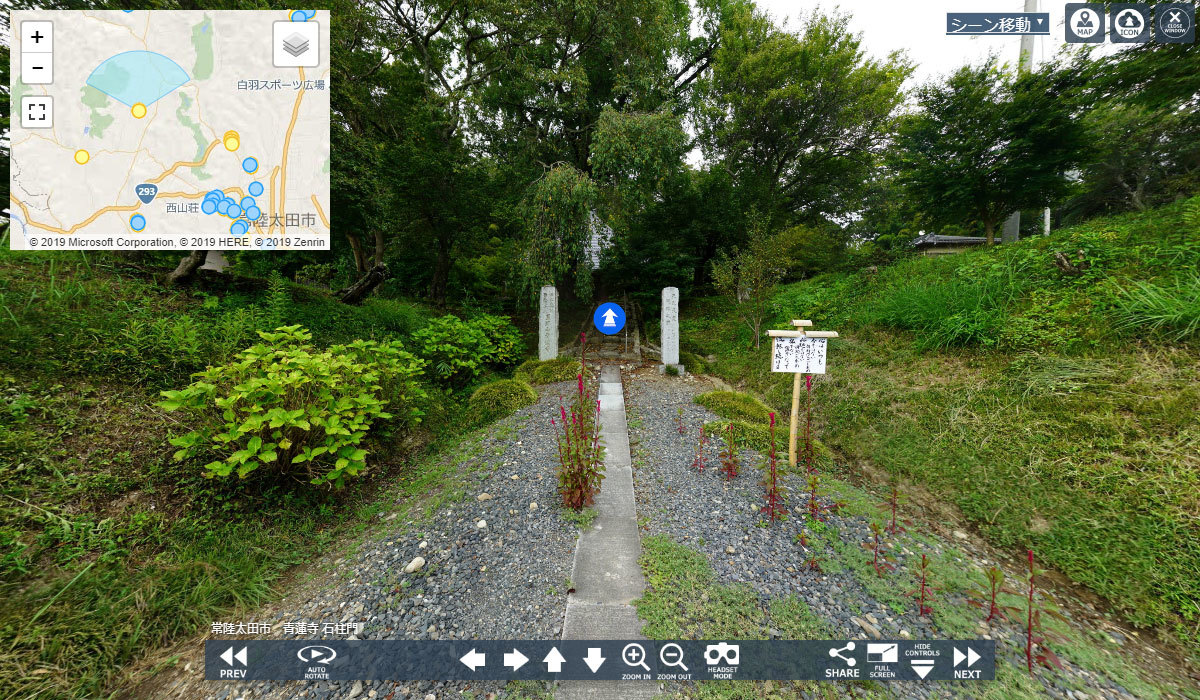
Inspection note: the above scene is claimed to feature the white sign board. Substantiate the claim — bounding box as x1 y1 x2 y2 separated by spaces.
771 336 826 374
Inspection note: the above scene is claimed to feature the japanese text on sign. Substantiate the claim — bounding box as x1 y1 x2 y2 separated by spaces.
772 336 827 374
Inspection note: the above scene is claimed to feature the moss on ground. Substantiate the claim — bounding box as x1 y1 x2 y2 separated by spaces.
468 378 538 424
695 390 776 423
513 357 582 385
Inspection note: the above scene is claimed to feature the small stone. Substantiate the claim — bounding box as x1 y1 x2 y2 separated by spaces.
865 613 878 626
418 541 428 549
953 530 968 540
385 513 398 521
425 694 436 700
725 546 736 554
348 680 364 698
511 474 520 480
529 502 538 511
477 493 492 501
404 557 426 574
851 616 882 639
899 629 911 638
477 519 487 529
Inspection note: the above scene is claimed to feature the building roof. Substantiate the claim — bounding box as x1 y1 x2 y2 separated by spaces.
911 233 991 248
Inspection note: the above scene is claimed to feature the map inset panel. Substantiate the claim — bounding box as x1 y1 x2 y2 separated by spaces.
9 10 331 250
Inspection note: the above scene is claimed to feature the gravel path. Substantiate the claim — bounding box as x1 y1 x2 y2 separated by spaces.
625 370 1170 700
175 382 582 700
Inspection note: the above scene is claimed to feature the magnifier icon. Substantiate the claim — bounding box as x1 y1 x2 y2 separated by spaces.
660 643 689 672
623 643 650 672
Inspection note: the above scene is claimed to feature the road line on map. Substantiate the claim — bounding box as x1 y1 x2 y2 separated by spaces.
146 139 221 184
270 67 306 237
311 195 329 229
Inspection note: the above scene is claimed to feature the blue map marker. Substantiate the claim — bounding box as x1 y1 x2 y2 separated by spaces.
593 302 626 335
135 183 158 204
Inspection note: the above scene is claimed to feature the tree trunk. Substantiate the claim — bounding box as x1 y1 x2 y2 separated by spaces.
427 231 453 304
167 250 208 286
984 220 995 246
345 233 368 275
337 263 389 304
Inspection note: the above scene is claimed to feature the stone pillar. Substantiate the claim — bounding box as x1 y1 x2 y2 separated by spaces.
539 286 558 361
1002 211 1020 244
660 287 681 373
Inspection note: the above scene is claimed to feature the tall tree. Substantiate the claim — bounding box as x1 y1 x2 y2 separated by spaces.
696 9 911 226
892 58 1085 245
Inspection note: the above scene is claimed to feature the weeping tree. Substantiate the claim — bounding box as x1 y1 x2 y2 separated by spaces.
518 108 689 302
519 164 600 301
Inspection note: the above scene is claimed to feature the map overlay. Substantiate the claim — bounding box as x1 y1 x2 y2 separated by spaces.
9 10 331 250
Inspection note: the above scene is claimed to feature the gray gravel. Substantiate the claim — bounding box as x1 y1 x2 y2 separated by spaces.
626 372 1154 700
204 382 581 700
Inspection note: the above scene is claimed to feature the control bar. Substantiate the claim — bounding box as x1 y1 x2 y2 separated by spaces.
206 639 995 682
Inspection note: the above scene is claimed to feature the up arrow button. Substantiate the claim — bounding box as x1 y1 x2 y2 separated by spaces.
543 647 566 673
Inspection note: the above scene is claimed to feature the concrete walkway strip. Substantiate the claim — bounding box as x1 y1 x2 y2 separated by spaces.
558 365 657 700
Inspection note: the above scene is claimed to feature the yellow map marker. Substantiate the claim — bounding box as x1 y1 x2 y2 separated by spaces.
223 130 240 151
74 150 90 165
131 102 147 119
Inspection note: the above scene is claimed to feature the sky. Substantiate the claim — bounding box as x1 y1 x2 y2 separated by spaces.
754 0 1071 86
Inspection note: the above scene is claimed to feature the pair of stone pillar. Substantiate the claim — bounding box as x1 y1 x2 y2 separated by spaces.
537 285 681 373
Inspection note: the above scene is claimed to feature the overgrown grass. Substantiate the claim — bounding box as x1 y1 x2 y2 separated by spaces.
636 534 829 641
680 197 1200 656
0 251 510 698
1113 272 1200 340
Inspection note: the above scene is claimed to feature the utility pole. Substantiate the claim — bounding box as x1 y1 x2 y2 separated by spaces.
1003 0 1051 242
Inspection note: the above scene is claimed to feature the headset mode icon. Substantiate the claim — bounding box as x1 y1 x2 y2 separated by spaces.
704 642 740 666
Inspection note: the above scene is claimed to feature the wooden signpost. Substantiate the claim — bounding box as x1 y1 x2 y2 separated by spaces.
768 320 839 468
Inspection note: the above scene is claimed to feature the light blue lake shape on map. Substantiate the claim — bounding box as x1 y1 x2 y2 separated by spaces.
85 51 190 107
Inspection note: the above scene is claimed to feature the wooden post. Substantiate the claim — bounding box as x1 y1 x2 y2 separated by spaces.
768 320 837 468
789 371 802 468
788 320 811 468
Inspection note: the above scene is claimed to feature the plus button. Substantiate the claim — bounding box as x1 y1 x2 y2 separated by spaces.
31 30 45 43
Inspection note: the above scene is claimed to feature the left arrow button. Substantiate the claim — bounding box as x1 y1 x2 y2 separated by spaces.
460 648 486 671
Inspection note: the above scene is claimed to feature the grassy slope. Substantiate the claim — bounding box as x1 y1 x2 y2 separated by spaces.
680 196 1200 655
0 253 476 698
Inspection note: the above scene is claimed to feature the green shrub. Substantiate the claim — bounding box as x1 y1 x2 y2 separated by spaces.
514 357 582 385
469 313 524 366
413 314 522 386
695 391 774 424
263 271 292 329
679 351 708 375
159 325 426 487
468 379 538 424
1112 273 1200 341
